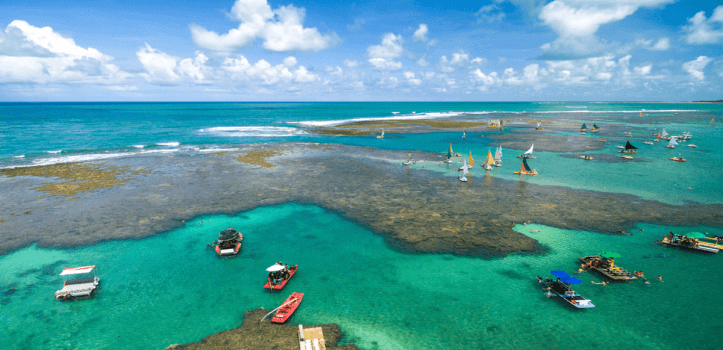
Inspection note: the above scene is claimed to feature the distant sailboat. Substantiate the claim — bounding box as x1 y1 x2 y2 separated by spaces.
376 130 385 139
591 123 599 132
710 118 715 124
459 160 469 182
579 123 588 132
462 130 466 139
654 132 661 142
513 157 537 175
492 145 502 167
518 144 536 159
535 122 543 130
468 151 476 167
620 141 638 153
403 153 412 165
661 129 669 140
482 149 494 171
666 136 678 149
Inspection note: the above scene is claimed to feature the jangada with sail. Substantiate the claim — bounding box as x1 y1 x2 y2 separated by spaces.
492 145 502 167
459 159 470 182
514 157 537 175
518 144 536 159
481 148 494 171
665 136 678 149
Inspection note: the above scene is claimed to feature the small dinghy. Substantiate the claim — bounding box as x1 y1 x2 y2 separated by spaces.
687 144 697 148
271 292 304 323
580 155 593 160
211 228 243 257
670 157 686 162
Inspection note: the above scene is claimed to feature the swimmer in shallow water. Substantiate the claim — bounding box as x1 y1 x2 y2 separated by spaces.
591 281 608 285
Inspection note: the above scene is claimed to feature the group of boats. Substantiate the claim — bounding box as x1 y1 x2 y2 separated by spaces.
446 143 503 182
540 231 723 309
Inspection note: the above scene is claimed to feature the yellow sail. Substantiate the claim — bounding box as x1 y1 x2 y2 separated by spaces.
468 151 475 166
711 118 715 124
485 149 494 165
449 143 453 154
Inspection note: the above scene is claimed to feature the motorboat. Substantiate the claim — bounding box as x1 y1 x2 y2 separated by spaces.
212 228 243 257
670 157 686 162
264 264 299 290
537 272 594 309
54 266 100 301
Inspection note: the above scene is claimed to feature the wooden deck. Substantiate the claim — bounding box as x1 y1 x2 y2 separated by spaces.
298 325 326 350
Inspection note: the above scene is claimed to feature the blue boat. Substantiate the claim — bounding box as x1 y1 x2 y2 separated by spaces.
537 271 595 309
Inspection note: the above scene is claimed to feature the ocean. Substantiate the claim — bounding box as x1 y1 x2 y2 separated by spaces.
1 102 723 349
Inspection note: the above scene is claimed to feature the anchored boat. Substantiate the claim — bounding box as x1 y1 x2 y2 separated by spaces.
212 228 243 257
619 141 638 154
264 264 299 290
54 265 100 301
670 157 686 162
518 144 536 159
658 232 721 254
537 271 594 309
492 145 502 167
666 136 678 149
513 157 537 175
579 252 636 281
403 153 413 165
271 292 304 323
482 149 494 171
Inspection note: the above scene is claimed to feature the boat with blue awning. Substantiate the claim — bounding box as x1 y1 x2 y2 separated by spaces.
537 271 594 309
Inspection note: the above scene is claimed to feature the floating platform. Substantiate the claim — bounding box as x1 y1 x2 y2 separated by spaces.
579 256 636 281
299 325 326 350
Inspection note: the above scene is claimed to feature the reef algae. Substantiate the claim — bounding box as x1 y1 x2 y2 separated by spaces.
168 308 359 350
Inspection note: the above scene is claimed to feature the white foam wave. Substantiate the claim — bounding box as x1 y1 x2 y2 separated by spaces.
157 142 180 147
46 150 62 154
14 155 25 158
197 148 237 153
133 145 145 149
536 109 700 114
30 152 128 167
295 111 465 127
198 126 306 137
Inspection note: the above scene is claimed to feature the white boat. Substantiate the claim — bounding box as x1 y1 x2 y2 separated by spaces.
643 141 654 145
54 266 100 301
462 131 466 139
687 144 697 148
535 121 543 130
666 136 678 149
614 145 625 149
376 130 385 139
459 162 469 182
579 131 586 135
518 144 536 159
403 153 412 165
661 129 669 139
492 145 502 167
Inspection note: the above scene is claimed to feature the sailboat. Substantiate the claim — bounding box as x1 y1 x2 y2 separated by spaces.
468 151 476 167
376 130 385 139
518 144 536 159
579 123 588 132
444 143 454 163
591 123 599 132
666 136 678 149
403 153 413 165
711 118 715 124
535 122 543 130
492 145 502 167
482 149 494 171
462 131 466 139
661 129 670 140
654 132 661 142
459 160 469 182
513 157 537 175
620 141 638 154
448 143 460 157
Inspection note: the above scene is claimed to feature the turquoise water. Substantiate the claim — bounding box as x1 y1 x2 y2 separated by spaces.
2 203 722 349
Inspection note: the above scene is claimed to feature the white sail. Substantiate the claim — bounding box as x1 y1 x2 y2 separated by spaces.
462 166 469 176
668 136 678 146
524 144 534 155
495 146 502 162
536 122 541 128
661 129 668 137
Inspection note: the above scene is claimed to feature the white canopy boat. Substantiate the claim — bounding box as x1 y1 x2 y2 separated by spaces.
54 265 100 301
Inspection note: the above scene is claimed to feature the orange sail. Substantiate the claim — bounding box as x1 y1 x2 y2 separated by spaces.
656 133 661 139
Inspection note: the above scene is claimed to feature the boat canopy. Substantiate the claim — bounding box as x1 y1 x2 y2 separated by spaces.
600 252 621 259
218 228 239 242
685 232 706 239
624 141 637 150
266 264 286 272
59 266 96 276
523 144 534 155
522 158 532 172
550 270 581 284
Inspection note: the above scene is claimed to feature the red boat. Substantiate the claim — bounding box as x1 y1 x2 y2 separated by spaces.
271 292 304 323
263 264 298 290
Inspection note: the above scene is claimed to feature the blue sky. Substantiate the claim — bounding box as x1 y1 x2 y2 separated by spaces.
1 0 722 101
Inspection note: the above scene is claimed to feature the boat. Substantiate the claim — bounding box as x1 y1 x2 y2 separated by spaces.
687 144 697 148
462 131 466 139
665 136 678 149
537 271 594 309
598 139 607 142
670 157 686 162
654 132 661 142
212 228 243 257
661 129 670 140
264 264 299 290
376 130 384 139
492 145 502 167
448 143 461 157
459 165 469 182
580 155 593 160
482 149 494 170
535 121 543 130
513 157 537 175
403 153 413 165
711 118 715 124
579 123 588 132
54 266 101 301
624 131 632 137
658 232 720 253
578 131 586 135
622 155 634 160
591 123 599 132
643 141 653 145
619 141 637 153
518 144 536 159
579 253 636 281
468 151 476 167
614 145 625 149
678 132 692 141
271 292 304 323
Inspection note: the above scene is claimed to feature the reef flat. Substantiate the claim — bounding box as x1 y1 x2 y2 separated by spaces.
1 142 721 257
168 308 358 350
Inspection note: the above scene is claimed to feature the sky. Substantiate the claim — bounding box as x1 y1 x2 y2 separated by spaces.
1 0 722 102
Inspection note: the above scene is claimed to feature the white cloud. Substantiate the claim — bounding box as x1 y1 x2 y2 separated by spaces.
450 52 469 65
190 0 338 53
348 18 365 31
471 69 500 87
651 37 671 51
137 44 182 84
283 56 297 67
403 71 422 86
476 4 506 23
683 6 723 45
635 65 652 75
0 20 130 84
343 59 359 68
367 33 404 70
413 24 428 42
105 85 138 91
538 0 674 58
682 56 713 80
471 57 487 65
416 56 430 67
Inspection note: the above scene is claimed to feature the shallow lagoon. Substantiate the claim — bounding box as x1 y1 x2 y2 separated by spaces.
2 203 722 350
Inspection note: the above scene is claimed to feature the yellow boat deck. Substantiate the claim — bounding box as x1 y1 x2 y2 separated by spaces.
298 325 326 350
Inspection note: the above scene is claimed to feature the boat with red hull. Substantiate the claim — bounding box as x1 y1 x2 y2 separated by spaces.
271 292 304 323
263 264 298 290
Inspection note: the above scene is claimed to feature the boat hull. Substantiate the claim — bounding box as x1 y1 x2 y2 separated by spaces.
271 292 304 323
658 238 719 254
514 170 537 175
538 277 594 309
264 265 299 290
